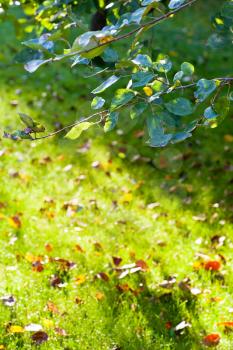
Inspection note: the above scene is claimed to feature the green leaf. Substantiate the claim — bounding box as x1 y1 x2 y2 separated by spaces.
147 115 172 147
130 102 147 119
204 106 218 120
110 89 136 111
92 75 120 94
22 34 53 52
65 122 93 140
165 97 194 116
168 0 185 10
131 71 155 88
194 79 217 102
173 71 184 82
154 54 172 73
181 62 194 75
104 112 119 132
24 59 51 73
91 97 105 110
171 131 192 143
102 48 118 63
19 113 35 128
131 54 152 67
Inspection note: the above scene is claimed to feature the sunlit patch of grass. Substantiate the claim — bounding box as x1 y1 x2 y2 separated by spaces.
0 4 233 348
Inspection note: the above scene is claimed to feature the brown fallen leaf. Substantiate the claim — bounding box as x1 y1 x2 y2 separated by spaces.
31 331 48 344
112 256 122 266
74 244 85 253
95 272 109 282
75 297 83 304
136 259 149 272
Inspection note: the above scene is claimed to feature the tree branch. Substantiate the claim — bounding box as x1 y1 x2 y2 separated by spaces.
30 77 232 141
53 0 199 61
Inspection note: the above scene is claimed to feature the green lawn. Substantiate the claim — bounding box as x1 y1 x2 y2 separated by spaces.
0 3 233 349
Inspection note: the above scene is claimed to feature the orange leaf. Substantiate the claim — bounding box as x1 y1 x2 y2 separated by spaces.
95 292 105 301
204 261 221 271
47 301 59 314
217 321 233 327
8 215 21 229
203 333 220 346
45 243 53 252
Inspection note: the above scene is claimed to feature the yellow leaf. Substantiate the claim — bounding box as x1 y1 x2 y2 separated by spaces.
0 345 5 349
42 318 54 328
75 275 86 285
120 193 133 203
143 86 153 97
99 36 114 44
8 325 24 333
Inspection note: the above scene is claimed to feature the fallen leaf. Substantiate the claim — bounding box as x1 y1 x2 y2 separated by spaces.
119 193 133 204
95 272 109 282
160 276 176 289
75 297 83 304
74 244 84 253
31 331 48 344
95 292 105 301
136 260 149 271
47 301 59 314
192 214 206 222
24 324 43 332
8 215 22 229
116 284 130 293
75 275 86 285
112 256 122 266
55 327 67 336
1 295 16 307
217 321 233 327
204 261 221 271
8 325 24 333
42 319 54 328
45 243 53 252
203 333 220 347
